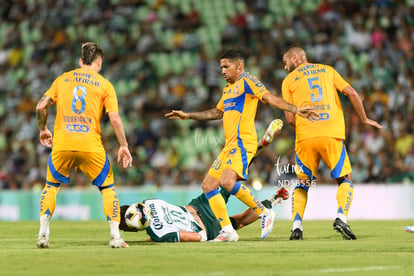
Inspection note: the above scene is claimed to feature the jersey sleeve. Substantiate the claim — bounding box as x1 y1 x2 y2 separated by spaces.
332 67 350 93
243 75 270 102
44 77 60 102
146 228 180 242
281 78 293 104
103 80 118 113
216 91 225 112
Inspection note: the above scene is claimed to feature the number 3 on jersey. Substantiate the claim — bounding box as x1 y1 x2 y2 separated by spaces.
307 77 322 102
72 85 87 114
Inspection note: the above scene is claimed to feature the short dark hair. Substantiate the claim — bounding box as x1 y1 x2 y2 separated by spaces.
218 49 244 61
283 43 304 54
81 42 104 65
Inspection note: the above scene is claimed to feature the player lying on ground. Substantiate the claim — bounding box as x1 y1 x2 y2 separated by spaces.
119 119 287 242
119 187 289 242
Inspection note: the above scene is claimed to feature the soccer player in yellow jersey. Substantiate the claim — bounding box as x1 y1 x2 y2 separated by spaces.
166 49 319 242
281 45 382 240
35 42 133 248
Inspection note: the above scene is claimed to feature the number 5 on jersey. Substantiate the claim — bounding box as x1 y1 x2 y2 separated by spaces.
307 77 322 103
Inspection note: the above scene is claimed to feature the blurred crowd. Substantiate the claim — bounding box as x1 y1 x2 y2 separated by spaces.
0 0 413 190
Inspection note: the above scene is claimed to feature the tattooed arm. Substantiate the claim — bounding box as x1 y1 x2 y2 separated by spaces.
35 95 54 147
165 108 223 121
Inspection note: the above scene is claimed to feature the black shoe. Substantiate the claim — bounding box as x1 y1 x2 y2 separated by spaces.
289 228 303 240
333 218 357 240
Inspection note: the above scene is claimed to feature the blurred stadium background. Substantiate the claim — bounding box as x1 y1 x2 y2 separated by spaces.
0 0 413 220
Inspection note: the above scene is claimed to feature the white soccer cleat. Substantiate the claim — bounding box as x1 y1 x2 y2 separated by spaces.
260 208 277 240
109 237 129 248
210 229 239 242
405 226 414 233
260 119 284 148
36 235 49 248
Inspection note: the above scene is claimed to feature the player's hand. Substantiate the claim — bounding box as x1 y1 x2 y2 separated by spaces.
296 107 320 120
39 128 53 148
165 110 189 120
363 118 383 129
118 146 133 168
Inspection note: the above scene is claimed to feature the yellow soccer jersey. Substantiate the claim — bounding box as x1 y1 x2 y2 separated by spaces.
44 67 118 152
216 72 270 152
282 63 350 142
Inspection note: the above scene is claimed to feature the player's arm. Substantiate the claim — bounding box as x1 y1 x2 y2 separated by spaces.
35 95 55 148
280 80 296 127
108 111 133 168
262 93 319 120
342 86 383 129
179 231 204 242
165 108 223 121
152 231 205 242
284 111 296 127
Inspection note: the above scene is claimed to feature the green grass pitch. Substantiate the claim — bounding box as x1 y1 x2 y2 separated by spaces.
0 220 413 276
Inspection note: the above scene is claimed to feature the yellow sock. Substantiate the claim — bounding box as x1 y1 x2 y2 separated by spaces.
292 186 308 226
205 189 231 228
336 180 353 220
231 182 264 216
101 185 120 223
39 184 60 217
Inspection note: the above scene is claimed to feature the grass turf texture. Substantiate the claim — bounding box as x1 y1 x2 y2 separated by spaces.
0 220 413 276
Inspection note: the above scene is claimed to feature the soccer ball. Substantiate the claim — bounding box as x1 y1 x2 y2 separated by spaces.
125 203 152 231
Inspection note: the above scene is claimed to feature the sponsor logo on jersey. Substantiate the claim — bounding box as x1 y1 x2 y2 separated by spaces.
65 124 89 133
149 203 163 230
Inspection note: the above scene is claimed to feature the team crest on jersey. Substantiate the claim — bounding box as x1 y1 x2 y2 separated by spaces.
229 148 237 156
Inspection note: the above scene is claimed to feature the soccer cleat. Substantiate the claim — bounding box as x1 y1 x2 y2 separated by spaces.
260 208 277 239
289 228 303 240
36 235 49 248
210 229 239 242
404 226 414 233
109 237 129 248
333 218 357 240
269 187 290 206
260 119 284 148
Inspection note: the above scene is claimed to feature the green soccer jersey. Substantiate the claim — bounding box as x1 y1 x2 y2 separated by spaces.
144 199 205 242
